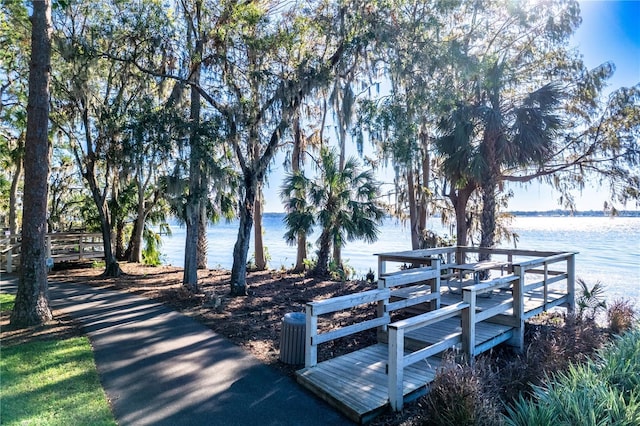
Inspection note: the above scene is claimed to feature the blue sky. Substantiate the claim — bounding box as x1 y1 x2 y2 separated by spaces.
263 1 640 213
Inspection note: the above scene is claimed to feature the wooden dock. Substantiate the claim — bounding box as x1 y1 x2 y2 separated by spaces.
295 247 576 424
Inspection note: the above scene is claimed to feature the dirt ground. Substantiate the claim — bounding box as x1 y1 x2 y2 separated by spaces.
2 261 423 425
43 261 383 375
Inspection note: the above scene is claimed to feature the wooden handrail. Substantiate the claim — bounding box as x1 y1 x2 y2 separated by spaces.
387 301 470 411
304 288 390 368
2 232 105 273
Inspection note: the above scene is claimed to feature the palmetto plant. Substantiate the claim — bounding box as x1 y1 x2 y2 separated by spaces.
576 278 608 320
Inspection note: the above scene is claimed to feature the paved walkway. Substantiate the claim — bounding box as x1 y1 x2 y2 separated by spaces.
1 274 351 425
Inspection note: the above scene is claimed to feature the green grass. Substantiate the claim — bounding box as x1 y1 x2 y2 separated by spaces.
0 292 15 312
0 337 116 426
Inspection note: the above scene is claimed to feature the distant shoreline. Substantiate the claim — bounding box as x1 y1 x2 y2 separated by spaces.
507 210 640 217
260 210 640 218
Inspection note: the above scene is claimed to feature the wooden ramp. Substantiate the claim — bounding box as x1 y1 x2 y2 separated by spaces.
297 344 442 424
296 318 513 424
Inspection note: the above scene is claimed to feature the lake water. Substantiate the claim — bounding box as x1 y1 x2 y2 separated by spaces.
159 214 640 308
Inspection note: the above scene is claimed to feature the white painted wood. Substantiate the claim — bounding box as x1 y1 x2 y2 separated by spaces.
475 300 514 322
462 289 476 362
389 302 469 333
403 334 461 367
388 326 404 411
305 304 318 368
314 315 390 345
381 266 440 288
309 289 390 315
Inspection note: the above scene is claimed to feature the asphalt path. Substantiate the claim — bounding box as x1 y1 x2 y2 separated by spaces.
1 273 352 425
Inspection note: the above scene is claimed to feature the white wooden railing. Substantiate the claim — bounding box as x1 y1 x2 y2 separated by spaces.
1 232 104 272
304 247 578 412
304 288 391 368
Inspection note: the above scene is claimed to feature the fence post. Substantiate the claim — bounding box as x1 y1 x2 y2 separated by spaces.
461 288 476 364
388 325 404 411
304 304 317 368
566 253 576 313
6 246 12 273
79 233 85 259
509 265 525 352
431 258 441 310
377 276 389 342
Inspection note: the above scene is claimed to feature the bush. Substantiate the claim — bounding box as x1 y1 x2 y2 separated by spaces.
504 326 640 425
417 354 502 426
607 299 637 335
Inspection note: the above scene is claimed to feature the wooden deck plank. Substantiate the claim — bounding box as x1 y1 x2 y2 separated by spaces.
440 288 568 317
297 344 442 423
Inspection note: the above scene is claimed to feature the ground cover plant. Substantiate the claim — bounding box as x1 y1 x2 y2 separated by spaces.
504 327 640 425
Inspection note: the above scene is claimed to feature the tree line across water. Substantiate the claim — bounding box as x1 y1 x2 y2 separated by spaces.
2 0 638 326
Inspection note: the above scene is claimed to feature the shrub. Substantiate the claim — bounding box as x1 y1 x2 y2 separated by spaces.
607 299 637 335
494 313 606 406
504 326 640 425
417 354 502 426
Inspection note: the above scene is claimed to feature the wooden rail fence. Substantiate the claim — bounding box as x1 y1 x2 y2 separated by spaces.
1 232 104 273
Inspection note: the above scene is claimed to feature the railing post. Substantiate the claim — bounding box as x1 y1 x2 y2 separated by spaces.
377 276 389 342
543 263 549 308
6 246 12 273
304 304 317 368
509 265 525 352
431 258 441 311
567 253 576 313
378 256 386 277
46 234 52 259
388 325 404 411
461 288 476 365
79 233 85 259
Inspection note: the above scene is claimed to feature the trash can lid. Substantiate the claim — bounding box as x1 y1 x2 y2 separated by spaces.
283 312 306 324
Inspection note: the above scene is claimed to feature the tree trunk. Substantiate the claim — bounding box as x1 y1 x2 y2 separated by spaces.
196 202 208 269
128 182 146 263
294 233 307 272
313 229 332 277
115 218 126 260
449 183 475 264
418 131 430 246
253 182 266 270
10 0 53 327
183 200 199 291
407 169 420 250
182 30 203 290
230 174 257 296
479 175 498 262
332 239 341 271
9 136 23 237
291 114 307 272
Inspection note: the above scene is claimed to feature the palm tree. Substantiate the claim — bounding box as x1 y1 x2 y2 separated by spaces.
437 61 564 260
477 63 564 259
308 147 384 277
280 171 315 272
